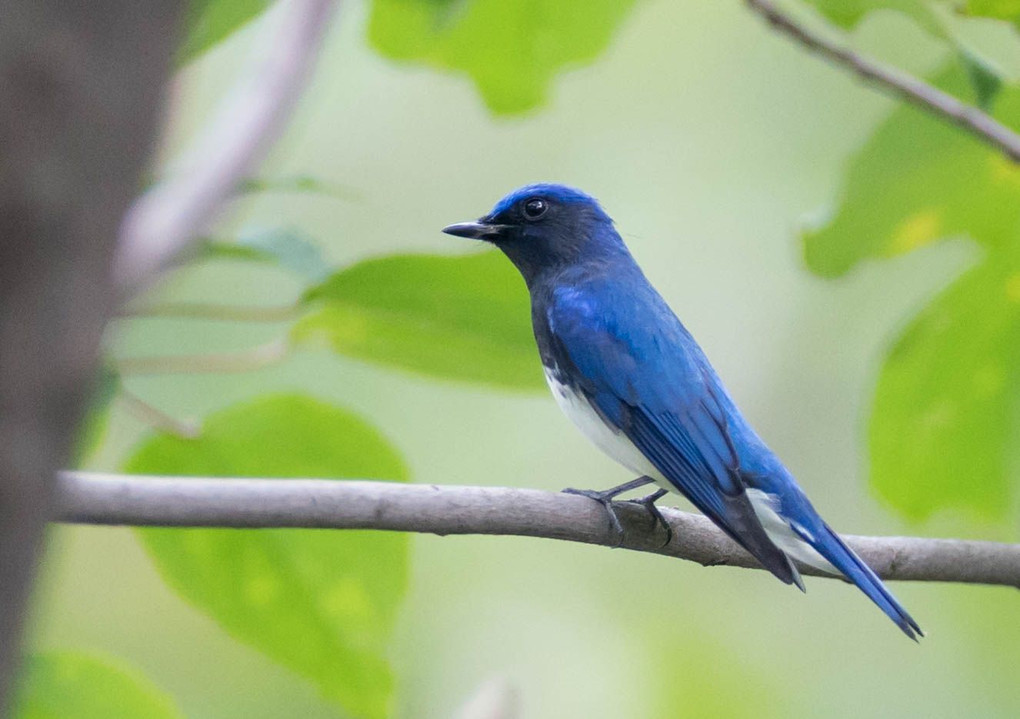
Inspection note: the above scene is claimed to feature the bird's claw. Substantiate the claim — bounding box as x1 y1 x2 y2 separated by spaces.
562 487 627 545
623 488 673 547
562 476 660 547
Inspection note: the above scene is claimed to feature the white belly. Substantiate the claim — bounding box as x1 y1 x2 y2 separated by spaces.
544 367 665 485
544 366 838 574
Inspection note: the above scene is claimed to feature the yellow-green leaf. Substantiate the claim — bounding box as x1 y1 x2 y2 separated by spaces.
367 0 637 114
870 252 1020 520
962 0 1020 28
805 0 945 36
13 652 182 719
123 394 409 719
294 251 543 390
179 0 270 63
803 63 1020 277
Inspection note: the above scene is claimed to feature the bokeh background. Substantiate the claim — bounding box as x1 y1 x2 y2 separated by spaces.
27 1 1020 717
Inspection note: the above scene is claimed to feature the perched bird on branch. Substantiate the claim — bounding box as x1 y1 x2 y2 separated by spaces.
443 183 922 639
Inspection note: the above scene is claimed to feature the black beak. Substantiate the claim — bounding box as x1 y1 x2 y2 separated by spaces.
441 220 510 241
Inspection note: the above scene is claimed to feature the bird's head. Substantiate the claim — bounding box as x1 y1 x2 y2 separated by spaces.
442 183 623 284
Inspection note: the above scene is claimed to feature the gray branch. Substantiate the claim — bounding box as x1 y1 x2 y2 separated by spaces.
746 0 1020 162
58 472 1020 588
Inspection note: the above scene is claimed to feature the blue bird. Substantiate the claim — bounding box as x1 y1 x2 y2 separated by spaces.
443 183 922 639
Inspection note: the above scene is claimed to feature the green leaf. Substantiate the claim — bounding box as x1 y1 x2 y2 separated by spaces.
195 239 265 262
961 0 1020 27
200 226 332 282
293 251 543 390
960 47 1004 111
13 651 183 719
178 0 271 63
870 251 1020 520
805 0 946 36
367 0 638 114
71 366 120 467
123 395 409 719
804 1 1006 106
238 175 360 201
650 632 788 718
803 62 1020 277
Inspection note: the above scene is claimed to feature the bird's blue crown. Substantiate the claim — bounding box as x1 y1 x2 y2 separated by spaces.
490 183 608 219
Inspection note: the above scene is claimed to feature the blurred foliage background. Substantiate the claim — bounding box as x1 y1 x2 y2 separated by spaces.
18 0 1020 716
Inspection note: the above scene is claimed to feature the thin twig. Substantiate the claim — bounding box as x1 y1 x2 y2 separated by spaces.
113 0 339 295
119 301 300 323
116 388 199 438
56 472 1020 588
745 0 1020 162
115 338 289 376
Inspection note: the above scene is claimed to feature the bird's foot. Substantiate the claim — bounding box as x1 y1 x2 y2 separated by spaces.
623 488 672 548
562 476 656 546
562 487 628 543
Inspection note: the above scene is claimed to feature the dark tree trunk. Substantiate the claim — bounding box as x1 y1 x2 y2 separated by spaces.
0 2 182 712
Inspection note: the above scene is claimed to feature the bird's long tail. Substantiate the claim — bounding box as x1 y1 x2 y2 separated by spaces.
804 524 923 640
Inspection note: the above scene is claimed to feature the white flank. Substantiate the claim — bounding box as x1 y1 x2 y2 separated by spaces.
545 364 840 576
544 366 669 489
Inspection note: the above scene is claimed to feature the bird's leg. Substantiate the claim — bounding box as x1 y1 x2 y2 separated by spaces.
623 488 672 547
562 475 656 543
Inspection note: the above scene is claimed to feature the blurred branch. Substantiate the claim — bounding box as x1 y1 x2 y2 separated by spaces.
57 472 1020 588
119 300 300 323
117 389 199 439
115 338 289 375
455 677 519 719
113 0 338 295
745 0 1020 162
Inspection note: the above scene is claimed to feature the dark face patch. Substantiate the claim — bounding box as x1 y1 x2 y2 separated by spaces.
443 183 620 285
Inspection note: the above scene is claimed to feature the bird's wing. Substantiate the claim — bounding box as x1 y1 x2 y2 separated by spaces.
545 285 800 586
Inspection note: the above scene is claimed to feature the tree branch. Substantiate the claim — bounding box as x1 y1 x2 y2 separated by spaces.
57 472 1020 588
116 388 199 439
119 300 300 323
114 338 289 376
113 0 338 295
745 0 1020 162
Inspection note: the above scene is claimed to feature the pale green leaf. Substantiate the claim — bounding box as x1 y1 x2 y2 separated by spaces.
294 251 543 390
200 227 332 282
123 394 409 719
13 652 182 719
803 1 1006 105
649 630 788 718
805 0 945 36
870 252 1020 520
803 62 1020 277
367 0 638 114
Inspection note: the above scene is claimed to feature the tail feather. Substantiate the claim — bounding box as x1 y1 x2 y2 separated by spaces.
801 523 923 640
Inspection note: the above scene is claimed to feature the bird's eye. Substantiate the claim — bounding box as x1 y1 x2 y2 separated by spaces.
522 197 548 220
